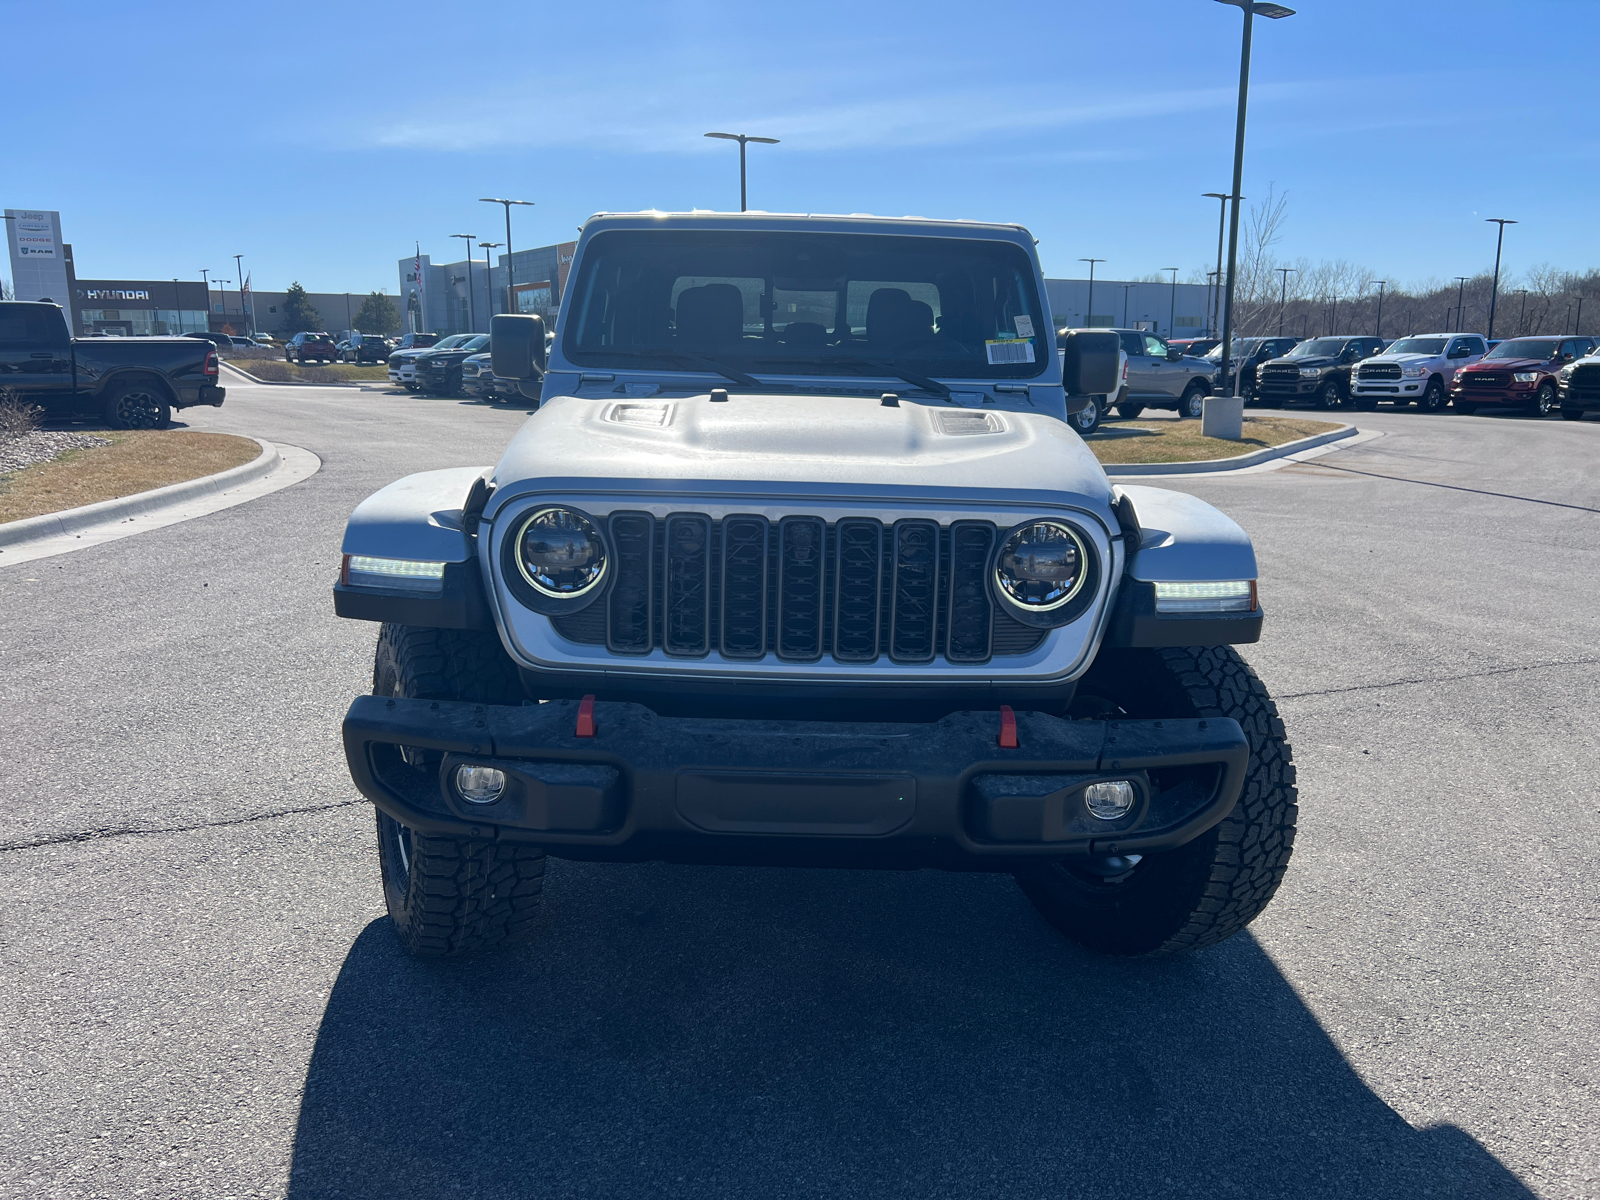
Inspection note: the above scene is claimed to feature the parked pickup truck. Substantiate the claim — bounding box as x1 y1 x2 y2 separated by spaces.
0 301 223 428
1254 335 1386 409
1106 328 1219 419
1350 333 1486 412
1452 336 1596 417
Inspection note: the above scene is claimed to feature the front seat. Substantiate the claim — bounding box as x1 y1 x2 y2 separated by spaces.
675 284 745 349
866 288 926 353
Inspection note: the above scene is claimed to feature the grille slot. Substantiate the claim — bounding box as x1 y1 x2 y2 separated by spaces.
539 512 1060 664
1462 371 1508 388
777 516 827 661
890 519 941 663
606 512 655 654
720 515 769 659
664 514 711 656
946 522 996 662
1359 363 1402 380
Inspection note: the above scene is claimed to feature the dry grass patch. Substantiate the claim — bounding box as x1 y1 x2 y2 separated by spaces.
0 430 261 524
1088 415 1344 465
229 360 387 383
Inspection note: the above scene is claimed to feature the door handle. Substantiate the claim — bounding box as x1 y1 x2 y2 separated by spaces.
30 351 55 359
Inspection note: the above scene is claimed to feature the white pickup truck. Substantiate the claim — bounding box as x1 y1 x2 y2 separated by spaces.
1349 333 1487 413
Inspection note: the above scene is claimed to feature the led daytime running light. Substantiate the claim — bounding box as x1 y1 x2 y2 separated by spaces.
1153 579 1255 614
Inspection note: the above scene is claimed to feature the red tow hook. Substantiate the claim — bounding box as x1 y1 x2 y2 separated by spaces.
576 694 597 738
998 705 1018 749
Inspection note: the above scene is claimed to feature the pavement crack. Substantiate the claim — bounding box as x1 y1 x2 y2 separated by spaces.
0 799 364 855
1279 656 1600 701
1287 460 1600 513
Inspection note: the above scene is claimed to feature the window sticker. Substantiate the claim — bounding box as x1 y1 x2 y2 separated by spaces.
1013 315 1035 338
986 338 1036 365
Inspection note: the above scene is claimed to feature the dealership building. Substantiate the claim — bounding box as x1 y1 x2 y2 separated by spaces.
398 240 577 336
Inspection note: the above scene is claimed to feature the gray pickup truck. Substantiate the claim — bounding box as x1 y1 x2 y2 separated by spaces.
1104 328 1219 420
0 301 224 428
332 211 1297 963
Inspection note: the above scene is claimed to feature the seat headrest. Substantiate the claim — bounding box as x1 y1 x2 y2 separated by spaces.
675 283 745 348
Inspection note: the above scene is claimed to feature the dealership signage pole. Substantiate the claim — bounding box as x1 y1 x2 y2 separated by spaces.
1215 0 1295 398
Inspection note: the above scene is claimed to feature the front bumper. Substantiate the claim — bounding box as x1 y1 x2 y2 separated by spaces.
1452 385 1535 405
342 696 1250 869
1352 376 1425 398
1257 379 1322 399
1557 383 1600 410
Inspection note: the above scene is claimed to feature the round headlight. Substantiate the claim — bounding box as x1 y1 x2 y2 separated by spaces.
995 521 1089 610
514 507 606 597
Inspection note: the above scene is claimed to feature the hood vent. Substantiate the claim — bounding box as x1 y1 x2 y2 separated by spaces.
605 402 673 427
936 411 1006 436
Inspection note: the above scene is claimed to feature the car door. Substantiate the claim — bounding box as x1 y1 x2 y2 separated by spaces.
1118 331 1162 400
1142 332 1182 398
0 304 75 415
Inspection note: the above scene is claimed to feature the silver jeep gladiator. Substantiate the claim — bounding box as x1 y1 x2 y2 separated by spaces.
333 211 1297 959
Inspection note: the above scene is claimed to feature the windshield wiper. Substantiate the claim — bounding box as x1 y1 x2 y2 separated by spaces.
810 356 952 398
587 349 764 389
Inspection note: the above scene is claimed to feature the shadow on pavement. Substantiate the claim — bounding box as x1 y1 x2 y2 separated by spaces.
287 862 1532 1200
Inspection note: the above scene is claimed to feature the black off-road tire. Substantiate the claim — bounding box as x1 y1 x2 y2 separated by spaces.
370 623 539 957
1418 377 1447 413
1561 407 1584 421
1014 645 1298 956
1316 379 1345 410
1455 401 1478 416
106 379 172 430
1115 404 1145 420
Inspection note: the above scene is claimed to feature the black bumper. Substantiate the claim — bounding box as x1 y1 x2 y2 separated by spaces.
1558 385 1600 410
342 696 1250 870
175 384 225 409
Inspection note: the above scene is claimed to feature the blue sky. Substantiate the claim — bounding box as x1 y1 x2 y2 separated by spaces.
7 0 1596 294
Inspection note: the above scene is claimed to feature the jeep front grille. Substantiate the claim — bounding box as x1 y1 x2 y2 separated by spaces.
552 513 1046 665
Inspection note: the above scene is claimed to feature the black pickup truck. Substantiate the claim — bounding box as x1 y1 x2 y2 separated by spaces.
0 301 224 428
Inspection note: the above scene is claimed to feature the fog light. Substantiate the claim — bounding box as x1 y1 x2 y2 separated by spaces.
455 764 506 805
1084 780 1135 820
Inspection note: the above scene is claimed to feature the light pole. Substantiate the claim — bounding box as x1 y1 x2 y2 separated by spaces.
1577 293 1587 336
199 268 211 328
1275 266 1298 336
1329 294 1338 336
1162 267 1179 337
1453 275 1470 333
1215 0 1295 398
1368 280 1387 338
1079 258 1105 327
704 131 780 212
233 253 250 336
1485 218 1516 341
215 280 232 330
450 233 477 332
172 279 183 334
478 242 502 323
1203 192 1234 338
480 198 533 313
1121 283 1134 326
343 292 353 334
1515 288 1529 337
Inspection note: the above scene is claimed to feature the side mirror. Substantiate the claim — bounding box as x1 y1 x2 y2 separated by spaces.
1166 346 1183 362
491 313 547 380
1059 330 1120 398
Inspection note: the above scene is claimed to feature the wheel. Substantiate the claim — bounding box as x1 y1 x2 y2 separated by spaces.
1070 395 1102 436
1351 395 1378 412
1014 646 1298 956
1315 379 1345 410
1562 407 1584 421
370 623 540 957
1179 383 1208 420
1114 404 1145 420
1455 401 1477 415
1418 378 1446 413
106 380 172 430
1532 382 1556 417
404 383 420 391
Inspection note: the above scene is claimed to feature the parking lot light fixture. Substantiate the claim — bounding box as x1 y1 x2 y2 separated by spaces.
480 199 534 313
451 233 478 332
1452 276 1470 333
1121 283 1134 326
704 132 780 212
1203 193 1235 336
1214 0 1295 398
1366 281 1387 338
1079 259 1105 327
1275 266 1298 336
478 242 502 323
1576 293 1587 336
1485 218 1517 340
1162 268 1180 337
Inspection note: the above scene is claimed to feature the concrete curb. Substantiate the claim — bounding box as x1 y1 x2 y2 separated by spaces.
0 437 280 548
1101 422 1359 476
220 361 359 389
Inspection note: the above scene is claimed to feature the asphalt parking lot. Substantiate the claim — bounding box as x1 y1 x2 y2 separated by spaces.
1 380 1595 1199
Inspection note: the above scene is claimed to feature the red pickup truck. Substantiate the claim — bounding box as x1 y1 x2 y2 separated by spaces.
1451 336 1597 417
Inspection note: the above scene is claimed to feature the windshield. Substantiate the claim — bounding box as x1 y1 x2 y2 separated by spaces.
460 335 489 351
1485 338 1559 360
1286 338 1346 358
1204 339 1262 361
562 229 1048 383
431 334 473 350
1384 338 1447 356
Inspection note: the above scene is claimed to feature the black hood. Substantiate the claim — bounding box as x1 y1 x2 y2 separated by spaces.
1265 355 1336 368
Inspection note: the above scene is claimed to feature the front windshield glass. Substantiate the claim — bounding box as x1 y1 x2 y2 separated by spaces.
1384 338 1447 356
432 334 473 350
1287 338 1346 358
1485 338 1558 360
563 229 1048 381
1205 339 1261 361
462 335 489 350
